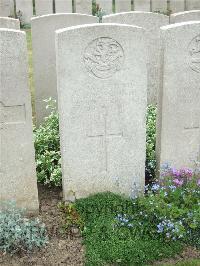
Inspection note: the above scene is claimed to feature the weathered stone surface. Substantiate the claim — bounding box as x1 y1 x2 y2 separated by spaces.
186 0 200 10
0 29 38 212
0 0 13 17
103 12 169 104
170 0 185 13
56 23 147 201
134 0 150 11
170 10 200 23
55 0 72 13
0 17 20 29
152 0 167 13
115 0 131 13
75 0 92 14
35 0 53 16
16 0 33 24
157 21 200 171
97 0 113 14
31 13 98 125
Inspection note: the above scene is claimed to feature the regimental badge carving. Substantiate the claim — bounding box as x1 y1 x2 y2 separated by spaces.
188 35 200 73
83 37 125 79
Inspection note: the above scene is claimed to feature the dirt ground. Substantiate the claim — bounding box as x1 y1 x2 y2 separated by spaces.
0 185 199 266
0 185 84 266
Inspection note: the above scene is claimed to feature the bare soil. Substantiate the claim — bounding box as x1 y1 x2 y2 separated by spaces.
0 184 84 266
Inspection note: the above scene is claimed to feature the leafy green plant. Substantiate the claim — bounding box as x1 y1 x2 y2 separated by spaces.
146 105 157 181
73 167 200 265
0 202 48 253
34 99 62 186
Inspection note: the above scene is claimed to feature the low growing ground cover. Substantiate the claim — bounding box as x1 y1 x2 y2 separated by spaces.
73 167 200 265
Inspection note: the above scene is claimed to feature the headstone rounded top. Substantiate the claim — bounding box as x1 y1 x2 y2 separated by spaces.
161 20 200 31
0 17 20 30
171 10 200 17
31 12 96 22
104 11 169 20
56 22 144 35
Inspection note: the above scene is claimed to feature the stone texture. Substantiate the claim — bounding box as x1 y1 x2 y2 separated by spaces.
152 0 167 13
56 23 147 201
157 21 200 171
75 0 92 14
0 17 20 29
186 0 200 10
170 10 200 23
134 0 150 11
170 0 185 13
115 0 131 13
35 0 53 16
55 0 72 13
31 14 98 125
0 29 38 213
16 0 33 24
103 12 169 104
97 0 113 14
0 0 13 17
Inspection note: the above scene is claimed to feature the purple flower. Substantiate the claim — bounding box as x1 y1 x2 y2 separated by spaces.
197 179 200 186
173 178 184 187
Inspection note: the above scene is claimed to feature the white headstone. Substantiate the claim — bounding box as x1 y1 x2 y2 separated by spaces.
0 0 13 17
103 12 169 104
134 0 150 11
115 0 131 13
31 14 98 125
186 0 200 10
0 17 20 29
16 0 33 24
170 10 200 23
97 0 112 14
35 0 53 16
55 0 72 13
157 21 200 171
0 29 38 213
75 0 91 15
170 0 185 13
152 0 167 13
56 23 147 201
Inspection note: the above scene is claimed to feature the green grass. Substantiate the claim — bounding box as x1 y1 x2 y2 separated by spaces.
75 192 184 266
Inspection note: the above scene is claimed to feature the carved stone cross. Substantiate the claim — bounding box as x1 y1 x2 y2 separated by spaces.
87 105 123 172
0 101 26 173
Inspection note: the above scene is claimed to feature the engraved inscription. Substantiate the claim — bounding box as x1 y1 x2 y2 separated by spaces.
0 101 26 174
188 35 200 73
84 37 124 79
87 105 123 172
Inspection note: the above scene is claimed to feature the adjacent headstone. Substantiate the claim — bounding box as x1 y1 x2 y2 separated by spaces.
0 0 13 17
134 0 150 11
0 29 38 212
0 17 20 29
35 0 53 16
16 0 33 24
152 0 167 13
103 12 169 104
157 21 200 171
31 14 98 125
55 0 72 13
115 0 131 13
97 0 113 14
170 10 200 23
186 0 200 10
170 0 185 13
75 0 92 15
56 23 147 201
